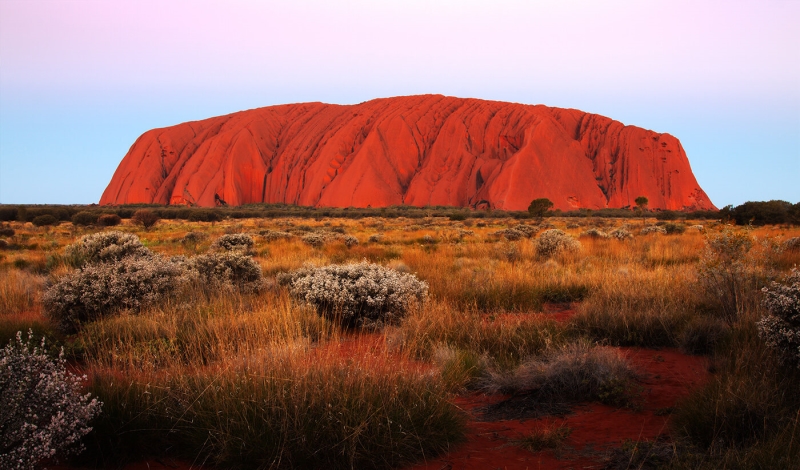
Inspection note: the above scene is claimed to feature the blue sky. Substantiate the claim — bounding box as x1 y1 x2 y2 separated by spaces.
1 0 798 207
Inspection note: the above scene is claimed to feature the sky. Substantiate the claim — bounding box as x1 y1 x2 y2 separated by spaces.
0 0 798 207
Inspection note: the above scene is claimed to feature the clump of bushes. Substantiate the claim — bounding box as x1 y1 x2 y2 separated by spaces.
180 231 208 245
188 252 265 294
664 223 686 235
492 228 524 241
580 228 609 239
65 231 151 267
259 230 293 242
301 231 358 248
211 233 254 253
757 269 800 368
42 256 186 333
0 226 14 237
609 227 634 240
71 211 98 226
641 225 667 235
279 261 429 328
32 214 58 227
535 229 581 258
0 330 102 469
97 214 122 227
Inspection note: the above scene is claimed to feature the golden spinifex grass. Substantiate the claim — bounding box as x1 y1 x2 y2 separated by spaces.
85 344 465 469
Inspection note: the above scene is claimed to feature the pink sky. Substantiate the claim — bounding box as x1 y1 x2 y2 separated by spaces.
1 0 798 204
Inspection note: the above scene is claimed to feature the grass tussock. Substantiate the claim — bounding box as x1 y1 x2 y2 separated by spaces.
0 269 44 315
397 301 567 369
83 347 465 469
569 267 699 347
481 340 638 409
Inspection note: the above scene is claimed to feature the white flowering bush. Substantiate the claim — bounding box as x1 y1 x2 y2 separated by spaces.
757 269 800 368
492 228 524 241
301 232 329 248
641 225 667 235
42 256 185 333
65 231 151 267
189 252 265 293
0 331 102 469
580 228 609 239
211 233 254 253
535 229 581 258
279 261 429 328
609 228 634 240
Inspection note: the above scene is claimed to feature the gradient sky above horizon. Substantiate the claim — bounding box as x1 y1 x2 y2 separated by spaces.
0 0 798 207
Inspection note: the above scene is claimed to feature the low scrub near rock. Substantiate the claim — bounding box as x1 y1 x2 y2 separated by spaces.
641 225 667 235
0 330 102 470
280 261 428 328
42 256 185 333
211 233 254 252
535 229 581 258
65 231 151 267
189 252 265 293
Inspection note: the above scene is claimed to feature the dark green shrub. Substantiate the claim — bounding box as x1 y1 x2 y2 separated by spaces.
0 207 18 221
72 211 98 226
528 198 554 217
32 215 58 227
0 226 15 237
97 214 121 227
188 210 222 222
664 222 686 234
131 209 159 230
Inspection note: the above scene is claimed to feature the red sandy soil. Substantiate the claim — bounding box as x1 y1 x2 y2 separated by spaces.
54 305 711 470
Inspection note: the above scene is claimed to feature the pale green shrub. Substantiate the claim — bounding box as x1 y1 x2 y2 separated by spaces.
535 229 581 258
188 252 265 293
65 231 151 267
42 256 185 333
280 261 429 328
211 233 254 252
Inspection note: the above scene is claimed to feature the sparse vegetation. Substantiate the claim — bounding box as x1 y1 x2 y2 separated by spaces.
0 206 797 468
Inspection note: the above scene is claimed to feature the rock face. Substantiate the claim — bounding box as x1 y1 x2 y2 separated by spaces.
101 95 715 211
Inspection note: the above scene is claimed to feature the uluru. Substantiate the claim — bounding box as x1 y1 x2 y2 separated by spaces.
100 95 715 211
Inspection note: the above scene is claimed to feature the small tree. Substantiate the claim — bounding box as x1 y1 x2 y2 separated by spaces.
131 209 159 230
528 198 554 218
635 196 648 225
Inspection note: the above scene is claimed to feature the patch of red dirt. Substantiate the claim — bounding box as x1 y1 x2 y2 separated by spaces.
407 348 710 470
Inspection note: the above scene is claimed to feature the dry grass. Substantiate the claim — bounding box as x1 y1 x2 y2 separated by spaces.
0 216 799 467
